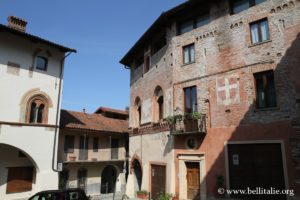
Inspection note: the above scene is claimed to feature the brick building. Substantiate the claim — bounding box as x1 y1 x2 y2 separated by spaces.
120 0 300 199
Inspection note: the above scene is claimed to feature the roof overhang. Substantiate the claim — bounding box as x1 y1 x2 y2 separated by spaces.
0 24 76 53
119 0 217 67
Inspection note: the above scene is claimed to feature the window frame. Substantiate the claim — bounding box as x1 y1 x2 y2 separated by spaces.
6 167 34 194
178 12 210 35
250 18 270 44
153 87 164 122
184 86 198 113
144 55 150 74
35 56 48 71
230 0 266 15
64 135 75 153
26 95 49 124
93 137 99 152
135 97 142 126
254 70 277 109
158 96 164 121
182 44 195 65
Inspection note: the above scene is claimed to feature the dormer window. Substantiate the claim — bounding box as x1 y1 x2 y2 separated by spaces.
35 56 48 71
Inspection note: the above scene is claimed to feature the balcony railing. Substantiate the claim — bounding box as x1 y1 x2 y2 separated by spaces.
170 114 206 135
64 148 127 163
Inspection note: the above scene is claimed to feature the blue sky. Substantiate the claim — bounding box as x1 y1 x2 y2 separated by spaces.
0 0 185 113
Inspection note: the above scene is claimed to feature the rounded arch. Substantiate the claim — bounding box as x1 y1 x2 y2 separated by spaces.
152 86 164 122
19 89 53 123
153 85 163 97
130 154 143 192
26 94 49 124
134 96 142 126
100 165 119 194
0 142 40 172
130 154 143 174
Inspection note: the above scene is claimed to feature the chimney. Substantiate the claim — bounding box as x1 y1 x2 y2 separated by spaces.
7 16 27 32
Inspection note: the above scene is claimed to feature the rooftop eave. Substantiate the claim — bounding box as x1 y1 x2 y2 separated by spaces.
119 0 204 67
0 24 77 53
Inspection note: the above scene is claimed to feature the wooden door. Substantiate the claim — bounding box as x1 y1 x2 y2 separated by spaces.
151 164 166 200
186 162 200 200
79 136 89 160
228 143 286 200
111 139 119 160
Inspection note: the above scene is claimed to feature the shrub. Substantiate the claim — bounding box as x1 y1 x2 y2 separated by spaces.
156 192 173 200
137 190 148 195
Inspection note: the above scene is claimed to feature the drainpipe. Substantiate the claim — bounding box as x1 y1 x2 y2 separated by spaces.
110 136 112 160
84 133 87 160
52 51 74 172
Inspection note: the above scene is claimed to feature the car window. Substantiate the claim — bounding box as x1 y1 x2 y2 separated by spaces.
30 192 61 200
30 195 40 200
67 191 87 200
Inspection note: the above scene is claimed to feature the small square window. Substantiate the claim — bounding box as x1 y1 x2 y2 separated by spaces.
254 70 277 109
183 44 195 65
36 56 48 71
250 19 270 44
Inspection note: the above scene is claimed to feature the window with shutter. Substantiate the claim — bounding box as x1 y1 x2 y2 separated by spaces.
6 167 34 194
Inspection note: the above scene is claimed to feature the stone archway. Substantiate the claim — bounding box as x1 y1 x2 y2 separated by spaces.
0 143 39 198
101 165 118 194
132 159 142 192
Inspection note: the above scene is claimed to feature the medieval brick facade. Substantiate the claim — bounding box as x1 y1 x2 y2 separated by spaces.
121 0 300 199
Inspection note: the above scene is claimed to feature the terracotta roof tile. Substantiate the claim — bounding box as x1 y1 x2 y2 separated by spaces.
94 106 129 116
60 109 128 133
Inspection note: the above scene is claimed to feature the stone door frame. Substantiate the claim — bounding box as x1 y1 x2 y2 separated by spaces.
178 154 206 200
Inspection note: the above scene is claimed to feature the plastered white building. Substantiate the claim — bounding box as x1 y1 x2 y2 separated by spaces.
0 16 75 200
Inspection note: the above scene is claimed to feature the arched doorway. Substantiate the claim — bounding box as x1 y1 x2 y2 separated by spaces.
0 143 38 196
132 159 142 191
101 165 118 194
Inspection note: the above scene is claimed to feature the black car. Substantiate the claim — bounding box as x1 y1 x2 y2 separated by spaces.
28 188 90 200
